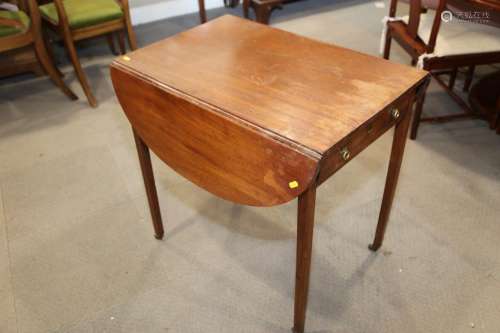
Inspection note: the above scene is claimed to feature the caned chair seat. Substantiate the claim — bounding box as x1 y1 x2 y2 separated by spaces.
410 12 500 56
0 10 30 37
39 0 123 29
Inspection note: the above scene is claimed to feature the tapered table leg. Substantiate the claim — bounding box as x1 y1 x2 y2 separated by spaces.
293 185 317 333
410 77 430 140
369 97 413 252
133 129 165 240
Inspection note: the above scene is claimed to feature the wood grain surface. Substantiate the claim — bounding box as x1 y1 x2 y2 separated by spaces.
111 15 428 332
111 66 320 206
113 15 428 155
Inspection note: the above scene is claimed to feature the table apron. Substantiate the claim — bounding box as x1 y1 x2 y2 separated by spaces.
317 92 414 185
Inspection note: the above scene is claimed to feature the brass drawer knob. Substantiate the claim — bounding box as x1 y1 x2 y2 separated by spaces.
391 108 400 120
340 147 350 161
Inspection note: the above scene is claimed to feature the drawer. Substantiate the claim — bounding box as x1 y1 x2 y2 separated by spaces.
317 95 411 184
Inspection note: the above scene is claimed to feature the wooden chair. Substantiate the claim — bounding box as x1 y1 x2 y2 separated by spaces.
242 0 283 24
0 0 76 99
39 0 137 107
382 0 500 139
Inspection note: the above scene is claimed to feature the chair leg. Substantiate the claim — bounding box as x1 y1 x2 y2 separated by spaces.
118 30 126 55
448 67 458 90
125 27 137 51
123 10 138 50
198 0 207 23
33 36 77 100
63 37 97 107
490 112 499 130
495 98 500 134
243 0 250 18
254 3 273 24
106 33 118 55
463 65 475 92
383 30 392 60
43 35 65 78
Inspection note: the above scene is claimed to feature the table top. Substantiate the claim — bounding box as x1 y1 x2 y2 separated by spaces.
114 15 427 156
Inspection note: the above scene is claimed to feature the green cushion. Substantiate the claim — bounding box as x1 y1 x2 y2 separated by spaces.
0 10 30 37
39 0 123 29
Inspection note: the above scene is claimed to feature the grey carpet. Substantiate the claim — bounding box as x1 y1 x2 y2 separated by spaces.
1 1 499 332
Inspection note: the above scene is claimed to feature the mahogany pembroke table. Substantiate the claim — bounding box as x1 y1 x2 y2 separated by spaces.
111 15 429 333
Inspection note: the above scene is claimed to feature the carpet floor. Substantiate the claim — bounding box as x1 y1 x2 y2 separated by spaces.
1 1 499 332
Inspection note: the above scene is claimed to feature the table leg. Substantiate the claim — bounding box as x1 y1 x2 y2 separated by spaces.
410 75 430 140
369 98 412 252
293 185 317 333
133 129 165 240
198 0 207 23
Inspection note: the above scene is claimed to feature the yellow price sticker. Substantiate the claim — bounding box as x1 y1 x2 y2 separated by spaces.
288 180 299 189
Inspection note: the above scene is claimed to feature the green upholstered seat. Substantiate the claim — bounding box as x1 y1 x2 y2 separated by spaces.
39 0 123 29
0 10 30 37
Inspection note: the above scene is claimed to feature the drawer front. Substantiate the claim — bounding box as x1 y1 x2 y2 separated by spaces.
317 94 412 184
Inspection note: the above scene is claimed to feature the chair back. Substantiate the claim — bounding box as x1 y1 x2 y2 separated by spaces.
389 0 447 53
